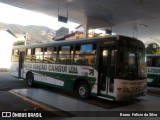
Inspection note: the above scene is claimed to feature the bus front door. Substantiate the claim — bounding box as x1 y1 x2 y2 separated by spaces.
98 47 115 99
18 51 25 78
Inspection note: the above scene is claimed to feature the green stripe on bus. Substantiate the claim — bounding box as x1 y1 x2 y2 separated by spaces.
29 70 96 90
147 74 160 85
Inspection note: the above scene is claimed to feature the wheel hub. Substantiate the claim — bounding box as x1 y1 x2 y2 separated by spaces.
79 86 86 96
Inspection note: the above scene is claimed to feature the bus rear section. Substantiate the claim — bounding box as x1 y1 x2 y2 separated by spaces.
146 54 160 86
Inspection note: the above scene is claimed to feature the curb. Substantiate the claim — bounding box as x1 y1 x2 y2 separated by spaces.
147 89 160 96
9 90 67 117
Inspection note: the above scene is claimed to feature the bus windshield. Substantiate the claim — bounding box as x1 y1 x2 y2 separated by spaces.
117 47 146 80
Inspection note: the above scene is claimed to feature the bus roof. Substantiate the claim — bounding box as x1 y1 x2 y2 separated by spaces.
12 35 141 49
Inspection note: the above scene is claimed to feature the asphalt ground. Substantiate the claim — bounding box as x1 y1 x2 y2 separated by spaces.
0 72 70 120
0 71 160 120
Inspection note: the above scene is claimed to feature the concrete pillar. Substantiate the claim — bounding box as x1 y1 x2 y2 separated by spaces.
83 16 89 38
83 16 112 38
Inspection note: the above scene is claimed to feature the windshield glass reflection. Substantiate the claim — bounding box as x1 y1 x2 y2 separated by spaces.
117 47 146 80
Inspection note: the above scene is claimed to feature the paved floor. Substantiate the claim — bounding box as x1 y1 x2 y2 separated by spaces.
10 88 160 120
147 86 160 91
1 71 159 120
10 89 106 113
0 72 65 120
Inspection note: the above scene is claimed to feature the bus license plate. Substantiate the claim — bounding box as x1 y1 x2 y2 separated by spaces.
131 86 142 91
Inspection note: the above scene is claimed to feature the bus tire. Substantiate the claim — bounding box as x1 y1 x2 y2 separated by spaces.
77 82 90 99
26 72 34 87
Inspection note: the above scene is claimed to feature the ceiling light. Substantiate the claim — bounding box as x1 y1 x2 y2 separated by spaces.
98 5 111 11
66 0 73 2
139 24 148 28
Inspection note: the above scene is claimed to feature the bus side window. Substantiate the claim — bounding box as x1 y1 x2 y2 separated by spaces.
57 46 73 64
11 49 19 62
25 49 32 62
32 48 43 62
155 58 160 67
147 58 152 67
74 45 88 65
74 45 81 64
74 44 96 65
44 47 56 63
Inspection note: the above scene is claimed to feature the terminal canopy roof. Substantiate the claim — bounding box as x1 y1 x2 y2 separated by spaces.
1 0 160 43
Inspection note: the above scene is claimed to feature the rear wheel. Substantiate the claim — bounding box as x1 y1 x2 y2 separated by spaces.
77 82 90 99
26 73 34 87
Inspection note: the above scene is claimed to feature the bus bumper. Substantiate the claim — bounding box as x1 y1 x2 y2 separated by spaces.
116 91 146 101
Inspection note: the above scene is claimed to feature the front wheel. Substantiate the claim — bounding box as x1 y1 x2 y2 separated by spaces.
77 82 90 99
26 73 34 87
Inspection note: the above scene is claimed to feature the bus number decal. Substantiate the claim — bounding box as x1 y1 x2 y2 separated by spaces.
68 66 78 74
24 63 80 74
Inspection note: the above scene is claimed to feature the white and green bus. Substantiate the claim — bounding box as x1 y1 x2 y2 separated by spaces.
146 54 160 86
11 35 147 101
